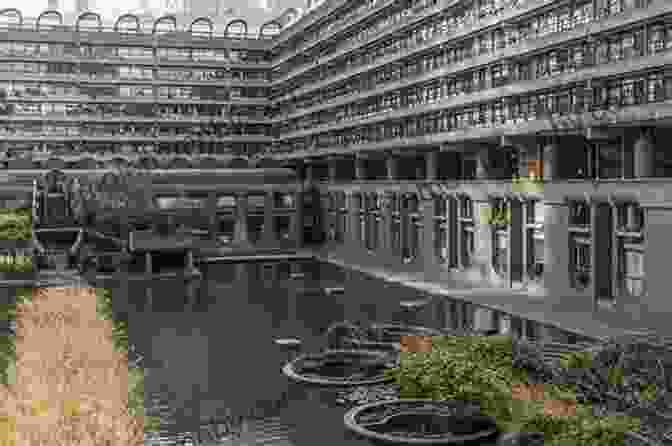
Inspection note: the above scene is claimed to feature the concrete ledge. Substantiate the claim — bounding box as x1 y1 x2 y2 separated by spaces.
312 249 666 343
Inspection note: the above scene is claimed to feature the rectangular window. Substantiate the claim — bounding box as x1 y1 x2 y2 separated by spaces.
493 230 508 276
616 203 645 297
459 196 474 268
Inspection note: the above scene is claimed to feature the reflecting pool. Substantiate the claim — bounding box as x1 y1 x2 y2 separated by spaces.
102 260 457 446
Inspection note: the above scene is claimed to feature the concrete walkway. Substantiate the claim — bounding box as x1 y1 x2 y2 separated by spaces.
308 246 670 343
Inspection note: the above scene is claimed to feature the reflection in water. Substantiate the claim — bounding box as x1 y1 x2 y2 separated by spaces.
102 261 449 446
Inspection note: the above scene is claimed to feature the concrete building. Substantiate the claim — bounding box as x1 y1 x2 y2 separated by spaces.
0 0 671 339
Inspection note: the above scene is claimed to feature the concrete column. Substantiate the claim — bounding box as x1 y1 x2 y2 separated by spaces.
291 190 303 248
304 163 314 183
508 198 523 287
426 150 438 181
381 193 393 256
208 191 218 241
185 249 194 271
473 307 496 332
355 157 366 181
475 147 489 179
347 193 360 247
422 197 436 272
633 129 655 178
473 200 492 280
541 202 572 301
386 155 398 180
145 252 152 275
543 143 561 180
499 313 512 335
234 192 249 244
262 191 275 245
328 158 338 183
593 201 613 304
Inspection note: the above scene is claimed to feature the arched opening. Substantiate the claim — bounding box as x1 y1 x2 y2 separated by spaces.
255 157 281 168
46 157 66 170
74 157 97 170
114 13 140 33
197 157 218 169
258 20 281 38
189 17 213 38
226 157 250 169
36 10 63 31
171 157 191 169
153 15 177 35
138 156 158 170
224 19 247 38
75 11 102 32
0 8 22 28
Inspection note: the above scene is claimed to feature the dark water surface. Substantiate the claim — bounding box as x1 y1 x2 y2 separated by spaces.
105 260 457 446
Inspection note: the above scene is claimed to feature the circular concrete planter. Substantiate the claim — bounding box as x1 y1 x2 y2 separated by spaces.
344 399 499 445
282 349 397 386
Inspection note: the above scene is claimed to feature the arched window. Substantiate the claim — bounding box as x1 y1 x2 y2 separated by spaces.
114 13 140 33
0 8 22 28
36 9 63 31
189 17 213 38
153 15 177 35
225 19 247 38
258 20 281 38
75 11 102 32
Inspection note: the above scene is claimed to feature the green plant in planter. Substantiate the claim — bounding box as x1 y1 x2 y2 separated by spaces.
0 255 34 273
386 334 645 446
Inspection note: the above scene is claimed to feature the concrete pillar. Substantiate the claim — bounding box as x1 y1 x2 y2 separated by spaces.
543 143 560 180
208 191 218 241
386 155 398 180
304 163 314 183
381 193 393 256
426 150 438 181
262 191 275 245
291 190 303 248
473 200 492 279
328 158 338 183
234 192 249 244
633 129 655 178
355 157 366 181
508 198 523 286
498 313 512 335
185 249 194 272
145 252 152 275
592 201 613 304
541 202 572 301
347 193 360 246
475 147 489 179
422 197 436 272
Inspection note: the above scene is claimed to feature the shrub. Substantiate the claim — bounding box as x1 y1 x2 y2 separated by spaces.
386 334 643 446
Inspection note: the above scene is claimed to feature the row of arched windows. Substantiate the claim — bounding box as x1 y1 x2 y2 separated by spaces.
0 8 283 38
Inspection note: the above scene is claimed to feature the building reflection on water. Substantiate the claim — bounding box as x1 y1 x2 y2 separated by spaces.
99 260 451 445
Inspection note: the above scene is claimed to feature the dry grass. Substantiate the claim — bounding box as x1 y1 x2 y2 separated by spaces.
0 286 145 446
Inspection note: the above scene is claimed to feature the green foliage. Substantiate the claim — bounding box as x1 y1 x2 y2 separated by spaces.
387 334 644 446
0 256 34 273
0 209 32 241
0 288 34 386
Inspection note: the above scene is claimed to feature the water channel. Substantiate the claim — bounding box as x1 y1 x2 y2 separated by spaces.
100 259 457 446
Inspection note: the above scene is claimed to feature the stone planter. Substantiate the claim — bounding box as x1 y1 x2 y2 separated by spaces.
282 349 397 386
344 399 499 445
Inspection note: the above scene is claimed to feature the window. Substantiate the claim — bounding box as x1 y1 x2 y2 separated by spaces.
616 203 645 297
458 196 474 268
569 201 592 289
526 201 545 281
